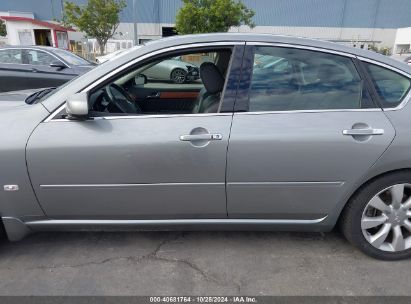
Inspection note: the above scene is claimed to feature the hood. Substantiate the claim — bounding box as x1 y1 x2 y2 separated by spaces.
0 88 45 108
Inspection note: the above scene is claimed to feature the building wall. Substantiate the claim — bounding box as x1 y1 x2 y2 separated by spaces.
2 0 411 28
4 20 57 46
394 27 411 53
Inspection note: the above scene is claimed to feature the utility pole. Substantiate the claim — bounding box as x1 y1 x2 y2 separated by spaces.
133 0 138 45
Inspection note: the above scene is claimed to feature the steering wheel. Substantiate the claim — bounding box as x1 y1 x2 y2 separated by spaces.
104 83 142 114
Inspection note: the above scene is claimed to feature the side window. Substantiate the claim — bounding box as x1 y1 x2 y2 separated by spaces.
0 49 22 64
88 49 232 116
364 63 411 108
26 50 56 66
248 46 375 112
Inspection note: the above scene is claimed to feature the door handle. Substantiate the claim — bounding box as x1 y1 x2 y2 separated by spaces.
179 133 223 141
342 128 384 136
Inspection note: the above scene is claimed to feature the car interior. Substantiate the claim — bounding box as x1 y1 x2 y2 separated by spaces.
88 49 232 116
249 47 375 111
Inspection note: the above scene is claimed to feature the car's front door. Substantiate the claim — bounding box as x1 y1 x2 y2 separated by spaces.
26 45 243 219
226 45 396 220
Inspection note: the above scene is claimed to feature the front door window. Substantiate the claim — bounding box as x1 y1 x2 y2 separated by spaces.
88 49 233 116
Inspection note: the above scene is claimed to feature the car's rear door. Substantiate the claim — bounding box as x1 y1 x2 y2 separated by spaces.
226 44 396 221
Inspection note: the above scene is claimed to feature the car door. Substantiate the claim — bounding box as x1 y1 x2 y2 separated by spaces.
226 45 396 220
26 44 244 219
0 49 28 92
22 49 75 88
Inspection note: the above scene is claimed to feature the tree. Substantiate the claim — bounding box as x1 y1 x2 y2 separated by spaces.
0 19 6 37
368 43 392 56
175 0 255 34
63 0 126 55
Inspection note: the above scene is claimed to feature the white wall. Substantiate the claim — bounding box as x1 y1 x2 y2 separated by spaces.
4 20 58 47
394 27 411 53
4 20 36 45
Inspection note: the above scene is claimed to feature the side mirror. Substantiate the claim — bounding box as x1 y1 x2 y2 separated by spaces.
65 92 89 120
134 74 147 86
50 61 67 70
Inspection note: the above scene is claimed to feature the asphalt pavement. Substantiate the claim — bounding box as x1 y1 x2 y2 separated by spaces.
0 230 409 295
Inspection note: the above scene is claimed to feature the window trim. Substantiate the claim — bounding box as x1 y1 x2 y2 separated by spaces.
46 41 245 122
235 43 389 114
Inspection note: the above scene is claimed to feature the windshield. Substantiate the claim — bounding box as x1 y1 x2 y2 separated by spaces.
53 49 91 66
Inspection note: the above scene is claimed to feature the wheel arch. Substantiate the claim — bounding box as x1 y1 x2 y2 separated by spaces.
335 168 411 226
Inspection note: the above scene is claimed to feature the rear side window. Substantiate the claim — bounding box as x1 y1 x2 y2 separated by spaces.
364 63 411 108
0 49 22 64
248 46 375 112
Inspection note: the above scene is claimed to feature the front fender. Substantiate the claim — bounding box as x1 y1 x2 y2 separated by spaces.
0 103 49 224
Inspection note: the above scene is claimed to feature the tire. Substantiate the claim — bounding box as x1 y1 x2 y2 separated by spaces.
170 68 187 84
340 170 411 260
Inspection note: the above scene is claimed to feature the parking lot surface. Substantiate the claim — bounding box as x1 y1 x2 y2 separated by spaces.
0 230 410 296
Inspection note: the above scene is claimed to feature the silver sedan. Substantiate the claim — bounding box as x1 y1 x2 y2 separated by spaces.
1 33 411 260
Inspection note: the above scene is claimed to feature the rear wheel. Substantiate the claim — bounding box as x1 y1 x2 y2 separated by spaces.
340 171 411 260
170 68 187 84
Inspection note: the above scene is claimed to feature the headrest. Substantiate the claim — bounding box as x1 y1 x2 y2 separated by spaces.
200 62 225 94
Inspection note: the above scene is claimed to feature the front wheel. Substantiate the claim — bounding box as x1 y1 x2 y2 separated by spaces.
170 68 187 84
340 171 411 260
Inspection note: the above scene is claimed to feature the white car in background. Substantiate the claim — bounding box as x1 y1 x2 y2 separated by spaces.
96 51 199 83
142 58 200 84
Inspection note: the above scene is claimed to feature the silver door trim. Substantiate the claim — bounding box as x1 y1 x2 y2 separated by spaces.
24 217 328 227
40 182 225 189
46 111 233 122
233 108 382 115
228 181 344 186
44 41 244 122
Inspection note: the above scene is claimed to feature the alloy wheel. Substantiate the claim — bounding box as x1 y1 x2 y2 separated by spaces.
361 183 411 252
171 69 186 84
